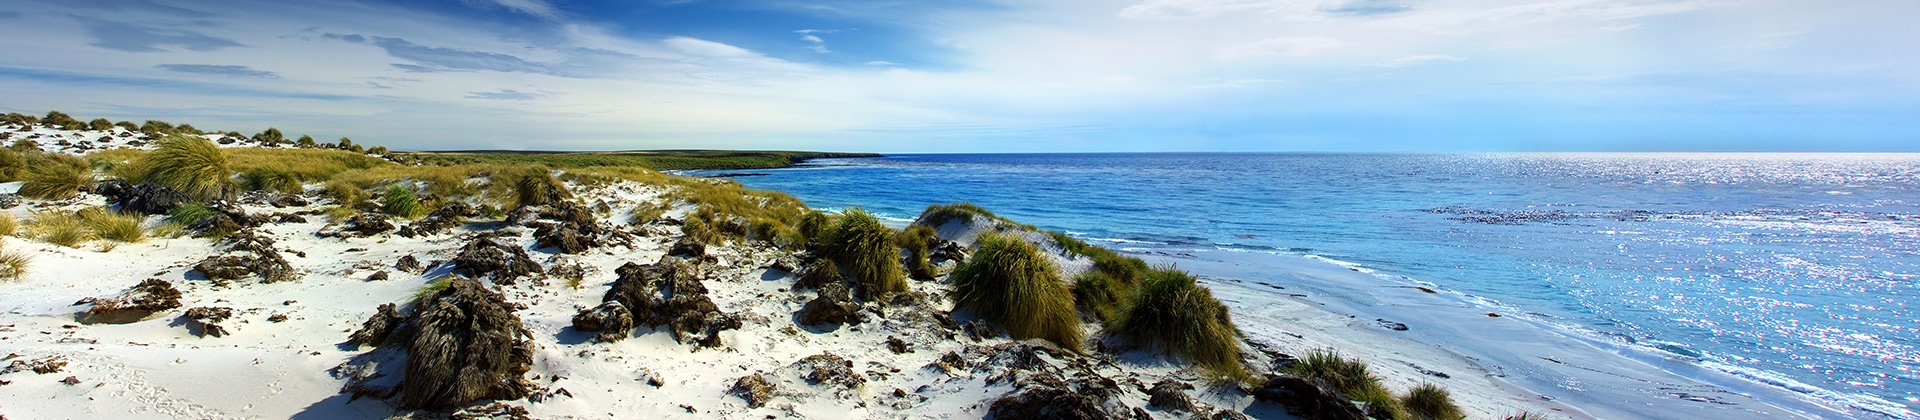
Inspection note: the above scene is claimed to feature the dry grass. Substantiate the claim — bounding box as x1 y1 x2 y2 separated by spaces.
950 233 1084 351
1111 267 1244 378
0 213 16 237
78 207 147 243
19 153 91 200
142 134 231 200
1292 349 1404 418
0 240 29 280
26 210 92 248
1402 383 1465 420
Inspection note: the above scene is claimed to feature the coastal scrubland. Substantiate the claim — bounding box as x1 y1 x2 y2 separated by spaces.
0 110 1478 419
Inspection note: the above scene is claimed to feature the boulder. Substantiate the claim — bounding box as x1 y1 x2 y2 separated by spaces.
76 279 182 324
395 255 424 274
730 373 776 408
330 213 395 238
399 277 537 409
571 301 634 343
986 373 1107 420
1250 375 1368 420
534 223 590 254
600 257 738 347
667 237 705 258
796 282 860 326
101 181 189 215
183 306 234 337
405 202 477 237
451 234 542 284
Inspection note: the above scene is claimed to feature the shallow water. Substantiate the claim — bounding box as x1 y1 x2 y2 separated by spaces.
687 153 1920 417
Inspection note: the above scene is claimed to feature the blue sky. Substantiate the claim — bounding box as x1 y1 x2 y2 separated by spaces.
0 0 1914 153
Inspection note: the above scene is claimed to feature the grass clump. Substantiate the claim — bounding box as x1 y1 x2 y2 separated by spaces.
1402 383 1465 420
513 169 571 208
0 213 15 236
142 134 231 201
918 202 1005 227
239 166 303 194
950 233 1084 351
19 153 92 200
1111 267 1244 378
381 185 426 219
1292 350 1389 400
414 277 453 301
0 241 29 280
78 208 147 243
628 201 668 225
26 210 92 248
796 210 834 247
897 225 938 278
822 209 906 301
323 180 369 205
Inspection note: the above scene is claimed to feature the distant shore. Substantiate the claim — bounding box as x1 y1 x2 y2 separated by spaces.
400 150 884 171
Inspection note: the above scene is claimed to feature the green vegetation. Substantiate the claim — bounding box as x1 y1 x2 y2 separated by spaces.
167 203 217 226
0 213 15 236
917 202 1005 227
408 150 880 171
323 180 369 205
239 166 303 193
26 210 93 248
88 118 113 131
19 153 91 200
897 224 938 278
1292 350 1399 415
381 185 427 218
796 210 834 247
1402 383 1465 420
513 169 571 207
142 135 231 201
1111 267 1244 378
950 233 1084 351
413 277 453 302
822 209 905 300
78 208 148 243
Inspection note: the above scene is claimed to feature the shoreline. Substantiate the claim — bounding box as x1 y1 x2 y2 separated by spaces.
1142 247 1868 419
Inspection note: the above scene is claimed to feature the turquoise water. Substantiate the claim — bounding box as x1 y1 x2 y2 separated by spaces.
688 153 1920 416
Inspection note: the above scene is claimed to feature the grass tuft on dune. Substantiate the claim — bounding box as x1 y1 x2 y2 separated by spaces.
1111 267 1245 378
823 209 905 301
950 232 1084 351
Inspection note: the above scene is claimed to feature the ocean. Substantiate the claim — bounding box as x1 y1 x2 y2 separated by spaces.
686 153 1920 417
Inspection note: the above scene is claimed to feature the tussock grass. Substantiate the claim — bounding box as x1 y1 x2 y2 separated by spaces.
917 202 1000 227
86 148 150 182
239 166 303 194
1111 267 1244 378
796 210 834 247
381 185 426 219
1402 383 1465 420
26 210 92 248
513 169 571 208
1293 349 1388 400
628 201 668 225
167 203 217 226
897 224 937 277
0 241 29 280
0 213 16 236
823 209 906 301
19 153 91 200
323 180 369 205
0 149 26 182
681 211 724 245
950 233 1084 351
142 135 230 201
78 208 147 243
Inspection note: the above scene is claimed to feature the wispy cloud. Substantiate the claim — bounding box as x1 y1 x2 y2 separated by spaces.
74 16 244 52
459 0 562 20
0 66 350 101
1377 54 1462 67
795 29 837 53
1216 36 1346 60
326 33 564 76
466 89 548 100
155 64 280 78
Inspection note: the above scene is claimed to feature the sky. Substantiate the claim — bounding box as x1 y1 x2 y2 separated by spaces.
0 0 1914 153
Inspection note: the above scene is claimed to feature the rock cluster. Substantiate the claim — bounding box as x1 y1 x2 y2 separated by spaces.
322 213 395 238
400 202 479 238
97 180 189 215
192 230 297 284
75 279 182 324
451 234 542 285
796 282 860 326
579 257 739 347
569 301 634 343
344 277 538 409
183 307 234 337
730 373 776 408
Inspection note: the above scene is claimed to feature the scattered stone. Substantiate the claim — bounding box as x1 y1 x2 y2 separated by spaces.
2 356 67 375
885 336 912 354
183 307 234 337
59 376 80 385
76 279 182 324
667 237 705 258
451 234 542 284
405 202 478 237
1375 319 1409 331
730 373 776 408
796 282 860 326
986 373 1107 420
571 301 634 343
326 213 395 238
962 320 998 341
268 314 289 323
270 194 309 208
790 353 865 392
534 223 590 254
395 255 424 274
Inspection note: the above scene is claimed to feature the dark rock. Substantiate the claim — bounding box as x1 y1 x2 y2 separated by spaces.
539 202 594 228
534 223 590 254
3 356 68 375
406 202 477 237
886 336 912 354
101 181 189 215
1147 379 1197 412
183 307 234 337
667 237 705 258
268 314 289 323
274 213 308 223
191 251 297 284
347 303 405 347
730 373 776 408
77 279 182 324
367 271 390 281
399 277 537 409
571 301 634 343
792 353 864 390
330 213 395 238
187 215 242 239
793 259 843 291
962 320 998 341
60 376 81 385
451 234 542 284
1250 375 1368 420
270 194 309 208
598 257 737 347
987 374 1107 420
395 255 424 274
796 282 860 326
1375 319 1408 331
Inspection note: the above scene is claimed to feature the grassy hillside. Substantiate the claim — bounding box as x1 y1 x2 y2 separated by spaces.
404 150 882 171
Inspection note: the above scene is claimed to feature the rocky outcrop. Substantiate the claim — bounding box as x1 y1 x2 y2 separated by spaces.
596 257 739 348
400 202 478 238
793 259 843 291
98 180 189 215
986 373 1108 420
451 234 542 284
395 255 424 274
796 282 860 326
183 306 234 337
399 276 537 409
730 373 776 408
1148 379 1198 413
1250 375 1368 420
191 230 297 284
533 223 591 254
75 279 182 324
323 213 395 238
348 303 405 347
570 301 634 343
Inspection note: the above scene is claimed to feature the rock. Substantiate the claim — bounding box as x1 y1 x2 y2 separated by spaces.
962 320 999 341
77 279 182 324
1148 379 1197 412
1250 375 1367 420
600 257 739 347
187 214 242 238
1375 319 1408 331
2 356 68 375
268 314 289 323
534 223 590 254
101 181 189 215
603 262 667 325
274 213 308 223
347 303 404 347
59 376 81 385
791 353 864 391
886 336 912 354
398 276 537 409
539 202 594 227
796 282 860 326
395 255 424 274
183 307 234 337
986 374 1107 420
331 213 395 238
730 373 776 408
367 271 390 281
191 251 297 284
544 257 592 281
570 301 634 343
449 402 531 420
451 234 542 284
667 237 705 258
406 202 477 237
269 194 309 208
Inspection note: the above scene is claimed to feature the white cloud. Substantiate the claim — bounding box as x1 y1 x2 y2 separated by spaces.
462 0 562 20
1378 54 1463 67
795 29 833 53
1216 36 1347 60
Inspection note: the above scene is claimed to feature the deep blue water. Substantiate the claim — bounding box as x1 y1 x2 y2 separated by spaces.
689 153 1920 414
